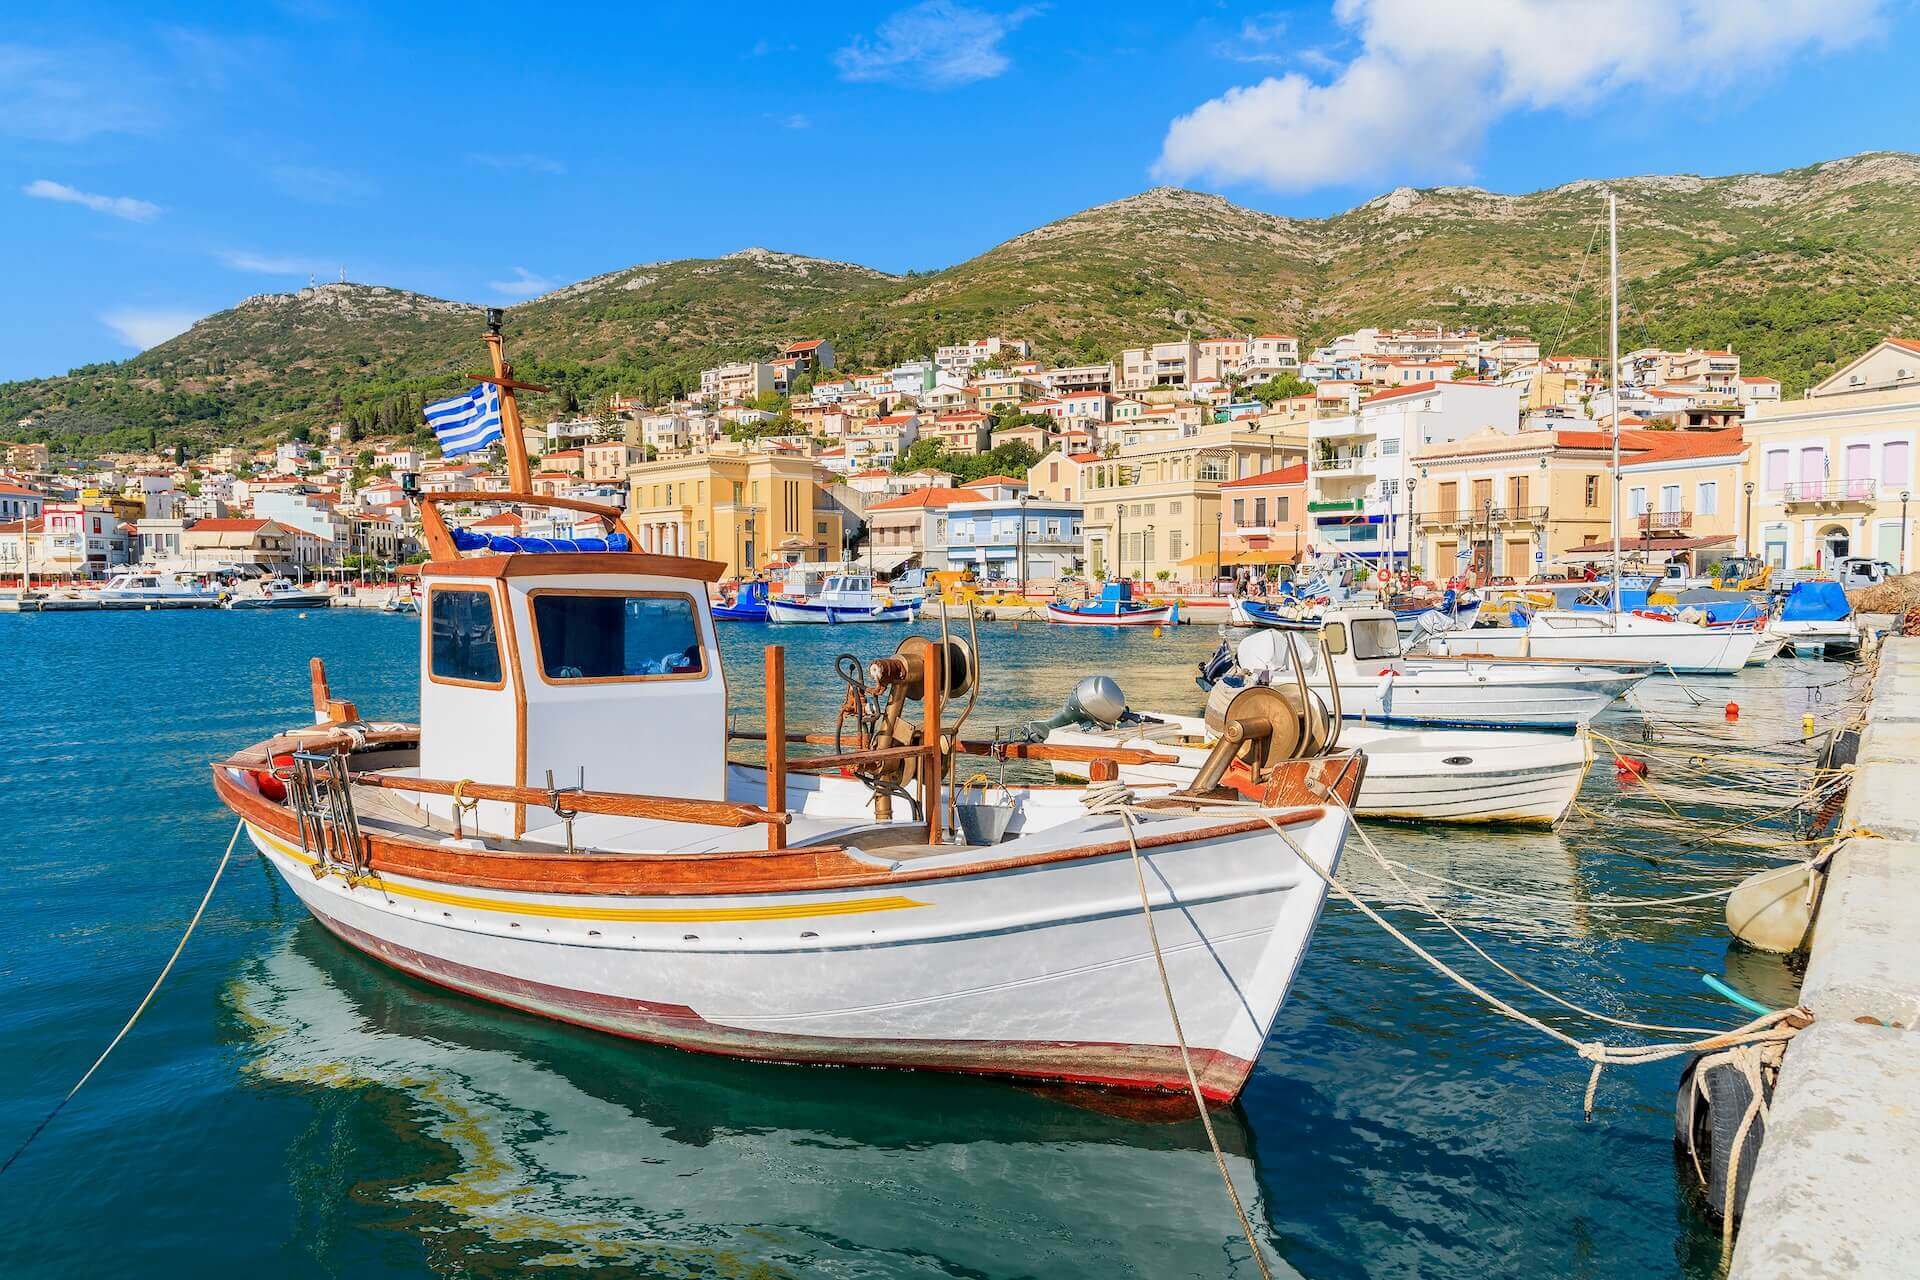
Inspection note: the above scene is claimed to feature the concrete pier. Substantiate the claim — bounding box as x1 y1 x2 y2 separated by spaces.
1731 635 1920 1280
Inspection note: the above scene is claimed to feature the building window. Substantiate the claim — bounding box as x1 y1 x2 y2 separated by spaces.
1584 475 1599 507
1629 487 1648 516
1763 451 1787 492
1277 495 1289 521
1233 498 1245 525
1697 482 1718 515
1884 441 1911 488
1253 497 1268 526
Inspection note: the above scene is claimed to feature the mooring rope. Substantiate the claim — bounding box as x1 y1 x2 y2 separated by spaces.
1087 784 1812 1123
1082 782 1274 1280
0 819 245 1178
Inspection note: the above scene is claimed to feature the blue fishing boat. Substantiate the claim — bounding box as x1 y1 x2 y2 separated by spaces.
1046 581 1178 627
711 579 772 622
1770 580 1859 656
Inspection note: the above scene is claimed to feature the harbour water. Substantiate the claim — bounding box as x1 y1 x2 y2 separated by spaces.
0 609 1859 1277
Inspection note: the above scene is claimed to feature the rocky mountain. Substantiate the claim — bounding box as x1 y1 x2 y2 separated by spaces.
8 150 1920 456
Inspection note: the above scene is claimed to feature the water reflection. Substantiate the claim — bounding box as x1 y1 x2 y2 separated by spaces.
230 926 1303 1279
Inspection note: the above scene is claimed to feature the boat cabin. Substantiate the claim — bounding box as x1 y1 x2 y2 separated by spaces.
418 549 730 837
1237 606 1404 675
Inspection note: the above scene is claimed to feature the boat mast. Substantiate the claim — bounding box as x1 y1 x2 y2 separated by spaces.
1607 190 1621 619
481 308 536 492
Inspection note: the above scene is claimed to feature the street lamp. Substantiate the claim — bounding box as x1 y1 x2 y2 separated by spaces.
1743 480 1756 558
1143 523 1155 585
1903 490 1912 574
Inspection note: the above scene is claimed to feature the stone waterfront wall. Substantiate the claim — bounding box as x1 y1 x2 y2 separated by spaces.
1731 636 1920 1279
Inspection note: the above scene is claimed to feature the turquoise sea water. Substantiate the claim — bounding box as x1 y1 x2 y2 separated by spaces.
0 608 1855 1277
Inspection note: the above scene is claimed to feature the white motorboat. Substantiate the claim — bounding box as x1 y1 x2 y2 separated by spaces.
225 576 334 610
1767 581 1860 658
209 319 1364 1104
766 573 916 624
1419 606 1760 674
96 568 217 605
1200 607 1648 730
1048 707 1591 827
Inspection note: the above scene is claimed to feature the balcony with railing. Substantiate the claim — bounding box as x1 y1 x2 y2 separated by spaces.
1418 505 1550 528
1637 509 1691 534
1781 478 1876 506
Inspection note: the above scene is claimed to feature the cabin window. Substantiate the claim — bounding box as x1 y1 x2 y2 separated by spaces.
1322 622 1348 655
430 589 503 685
531 592 705 682
1350 617 1400 661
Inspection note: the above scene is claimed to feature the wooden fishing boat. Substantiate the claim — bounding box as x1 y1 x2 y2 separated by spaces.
209 319 1364 1103
1047 581 1177 626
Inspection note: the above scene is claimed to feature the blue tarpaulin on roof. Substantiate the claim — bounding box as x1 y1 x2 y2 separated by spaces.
1779 580 1851 622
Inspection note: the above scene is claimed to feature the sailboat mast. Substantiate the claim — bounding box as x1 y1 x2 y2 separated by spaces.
1607 191 1621 618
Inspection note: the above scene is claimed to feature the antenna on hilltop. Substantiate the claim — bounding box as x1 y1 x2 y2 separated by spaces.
339 265 347 284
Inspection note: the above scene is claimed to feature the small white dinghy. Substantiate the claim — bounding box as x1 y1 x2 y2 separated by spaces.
1045 694 1591 828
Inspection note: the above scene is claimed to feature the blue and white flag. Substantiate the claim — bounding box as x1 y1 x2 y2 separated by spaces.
423 383 503 456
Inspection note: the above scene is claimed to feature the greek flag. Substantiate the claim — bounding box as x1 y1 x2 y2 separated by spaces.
423 383 503 456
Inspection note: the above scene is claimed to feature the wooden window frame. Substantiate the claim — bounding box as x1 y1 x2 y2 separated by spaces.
426 584 508 690
525 588 712 687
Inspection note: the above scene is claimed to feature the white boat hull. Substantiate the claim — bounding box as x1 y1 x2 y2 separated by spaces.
1424 610 1757 674
242 799 1348 1099
766 599 915 623
1049 717 1591 827
1768 618 1859 657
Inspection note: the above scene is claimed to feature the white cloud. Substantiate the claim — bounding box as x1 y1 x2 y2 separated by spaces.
101 307 201 351
487 267 554 298
1156 0 1886 193
1217 12 1293 64
268 163 372 204
835 1 1037 89
219 249 330 275
769 112 812 130
23 178 160 221
470 152 567 176
0 43 156 142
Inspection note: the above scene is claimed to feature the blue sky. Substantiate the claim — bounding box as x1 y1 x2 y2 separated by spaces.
5 0 1918 381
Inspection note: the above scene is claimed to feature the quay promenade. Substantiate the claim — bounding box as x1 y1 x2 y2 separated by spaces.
1732 634 1920 1278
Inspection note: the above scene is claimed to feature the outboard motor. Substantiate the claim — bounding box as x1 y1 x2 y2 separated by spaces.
1020 675 1128 741
1195 640 1236 691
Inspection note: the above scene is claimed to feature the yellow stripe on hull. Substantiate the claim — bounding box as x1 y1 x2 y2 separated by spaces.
249 826 928 923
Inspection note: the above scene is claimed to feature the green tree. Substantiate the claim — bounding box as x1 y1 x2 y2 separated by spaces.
1251 373 1315 405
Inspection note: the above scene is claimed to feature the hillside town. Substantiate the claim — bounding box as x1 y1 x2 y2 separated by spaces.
4 327 1916 592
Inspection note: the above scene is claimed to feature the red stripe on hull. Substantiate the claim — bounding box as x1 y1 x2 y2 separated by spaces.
304 904 1256 1102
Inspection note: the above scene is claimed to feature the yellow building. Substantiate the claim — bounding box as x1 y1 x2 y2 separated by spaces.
1615 428 1748 570
624 446 844 578
1077 423 1306 584
1745 342 1920 569
1412 427 1619 580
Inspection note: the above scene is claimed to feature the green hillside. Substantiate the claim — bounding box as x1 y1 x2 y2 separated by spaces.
7 150 1919 459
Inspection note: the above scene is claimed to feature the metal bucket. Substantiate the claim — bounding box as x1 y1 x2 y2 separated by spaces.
955 802 1016 846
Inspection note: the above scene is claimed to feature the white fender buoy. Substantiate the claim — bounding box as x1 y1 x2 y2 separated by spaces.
1725 863 1813 953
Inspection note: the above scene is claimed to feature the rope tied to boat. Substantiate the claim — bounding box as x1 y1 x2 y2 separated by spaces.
0 818 245 1178
1079 780 1275 1280
1087 783 1817 1126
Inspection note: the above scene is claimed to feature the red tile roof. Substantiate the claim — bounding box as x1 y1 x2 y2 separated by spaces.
471 512 523 529
1886 337 1920 354
1221 461 1308 488
962 475 1027 488
187 518 274 533
1618 427 1746 467
0 481 43 498
1067 452 1102 463
786 339 826 352
867 488 986 511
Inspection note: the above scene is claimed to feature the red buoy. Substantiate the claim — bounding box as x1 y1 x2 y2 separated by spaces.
1614 754 1649 783
1724 701 1740 721
251 752 295 802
